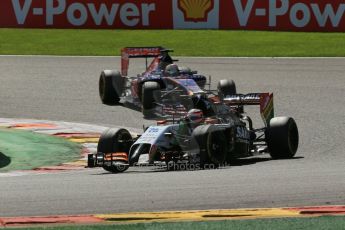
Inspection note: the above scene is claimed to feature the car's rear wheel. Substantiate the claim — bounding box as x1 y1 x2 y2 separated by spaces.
97 128 132 173
266 117 299 159
142 81 161 116
99 70 123 105
217 79 236 99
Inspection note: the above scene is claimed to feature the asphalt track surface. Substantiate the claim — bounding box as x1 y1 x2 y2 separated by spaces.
0 56 344 217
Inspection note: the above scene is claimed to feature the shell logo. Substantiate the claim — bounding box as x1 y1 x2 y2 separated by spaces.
178 0 214 22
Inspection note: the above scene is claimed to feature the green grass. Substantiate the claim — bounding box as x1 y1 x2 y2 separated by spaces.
0 128 81 171
7 216 345 230
1 29 345 56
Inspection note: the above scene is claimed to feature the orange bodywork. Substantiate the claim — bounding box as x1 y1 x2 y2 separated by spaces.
104 153 128 162
157 120 168 125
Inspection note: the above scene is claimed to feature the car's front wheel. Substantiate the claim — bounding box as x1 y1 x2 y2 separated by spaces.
97 128 132 173
141 81 161 116
192 125 228 168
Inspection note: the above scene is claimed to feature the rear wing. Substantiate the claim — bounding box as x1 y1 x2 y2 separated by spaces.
121 46 171 76
223 93 274 126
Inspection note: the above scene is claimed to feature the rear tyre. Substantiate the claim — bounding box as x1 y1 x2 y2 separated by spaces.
99 70 123 105
267 117 299 159
97 128 132 173
217 79 236 99
142 81 161 116
192 125 227 168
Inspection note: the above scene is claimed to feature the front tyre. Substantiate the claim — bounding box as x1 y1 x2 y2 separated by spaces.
97 128 132 173
142 81 161 116
192 125 227 168
206 129 228 165
267 117 299 159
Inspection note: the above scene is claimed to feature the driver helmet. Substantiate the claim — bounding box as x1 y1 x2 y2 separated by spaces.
186 109 204 124
164 64 180 77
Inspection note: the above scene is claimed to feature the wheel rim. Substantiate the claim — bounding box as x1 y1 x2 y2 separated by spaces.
115 164 129 172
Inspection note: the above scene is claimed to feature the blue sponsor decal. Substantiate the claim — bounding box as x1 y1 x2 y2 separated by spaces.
148 127 160 133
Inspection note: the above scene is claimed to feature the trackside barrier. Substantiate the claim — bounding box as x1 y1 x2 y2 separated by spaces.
1 0 345 31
